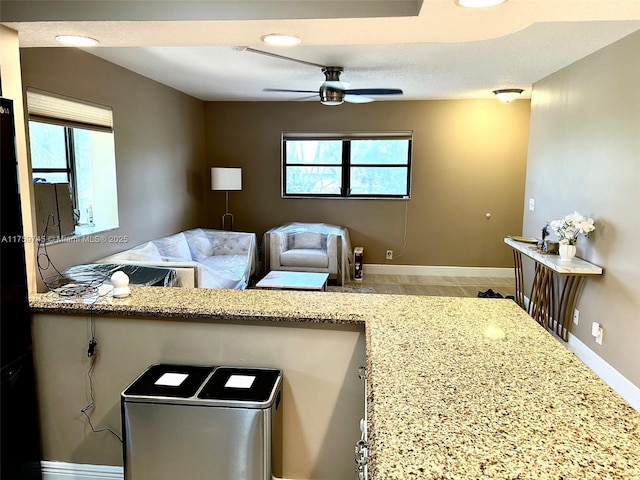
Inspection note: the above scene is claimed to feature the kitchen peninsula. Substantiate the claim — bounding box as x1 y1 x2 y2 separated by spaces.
30 287 640 479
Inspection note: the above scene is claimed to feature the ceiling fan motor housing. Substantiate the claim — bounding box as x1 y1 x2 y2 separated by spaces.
320 67 345 105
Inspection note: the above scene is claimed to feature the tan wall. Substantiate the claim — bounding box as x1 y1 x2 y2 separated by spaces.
32 313 365 479
523 31 640 387
19 48 207 290
204 99 530 267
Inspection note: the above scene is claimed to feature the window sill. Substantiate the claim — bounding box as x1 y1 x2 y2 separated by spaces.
41 225 120 246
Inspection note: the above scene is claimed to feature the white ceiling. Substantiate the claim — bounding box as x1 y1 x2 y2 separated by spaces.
3 0 640 102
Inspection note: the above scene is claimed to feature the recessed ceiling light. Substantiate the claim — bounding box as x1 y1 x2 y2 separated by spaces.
457 0 506 7
493 89 524 103
260 34 301 46
55 35 99 47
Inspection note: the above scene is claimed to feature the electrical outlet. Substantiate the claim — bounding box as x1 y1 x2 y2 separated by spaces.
595 328 603 345
386 250 393 260
592 322 603 345
573 309 579 325
528 198 535 211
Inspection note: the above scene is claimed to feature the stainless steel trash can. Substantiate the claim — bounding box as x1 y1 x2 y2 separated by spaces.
121 364 282 480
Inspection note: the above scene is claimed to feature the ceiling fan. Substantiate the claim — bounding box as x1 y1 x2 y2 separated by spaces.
234 46 403 106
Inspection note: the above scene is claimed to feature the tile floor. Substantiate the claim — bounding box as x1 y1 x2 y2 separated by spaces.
343 273 517 298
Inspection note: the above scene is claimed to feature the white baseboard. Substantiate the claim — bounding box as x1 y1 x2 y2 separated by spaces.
567 334 640 412
41 461 123 480
363 264 513 277
522 295 640 413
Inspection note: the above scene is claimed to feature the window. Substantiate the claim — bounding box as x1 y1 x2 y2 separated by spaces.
282 132 412 198
27 89 119 234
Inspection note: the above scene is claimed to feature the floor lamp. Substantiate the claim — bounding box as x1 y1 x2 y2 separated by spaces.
211 167 242 230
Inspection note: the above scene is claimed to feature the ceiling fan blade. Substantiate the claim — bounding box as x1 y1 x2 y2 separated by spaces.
264 88 319 94
344 88 403 96
344 94 374 104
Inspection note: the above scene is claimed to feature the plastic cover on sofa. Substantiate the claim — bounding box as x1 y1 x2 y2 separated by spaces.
64 263 178 287
98 229 257 289
264 223 352 285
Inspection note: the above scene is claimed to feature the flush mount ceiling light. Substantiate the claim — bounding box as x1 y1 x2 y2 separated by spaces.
457 0 506 7
260 34 301 46
493 88 524 103
55 35 99 46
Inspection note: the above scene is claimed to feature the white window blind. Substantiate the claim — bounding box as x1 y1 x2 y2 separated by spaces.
26 89 113 131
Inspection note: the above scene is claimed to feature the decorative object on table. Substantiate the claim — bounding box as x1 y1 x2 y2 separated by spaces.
544 240 559 254
538 222 549 252
111 270 131 298
507 235 538 244
540 223 550 251
211 167 242 230
549 211 595 262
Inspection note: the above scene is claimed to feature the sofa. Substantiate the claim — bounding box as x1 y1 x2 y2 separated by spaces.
264 223 352 285
98 228 257 289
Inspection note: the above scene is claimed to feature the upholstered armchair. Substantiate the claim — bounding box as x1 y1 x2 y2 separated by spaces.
265 224 349 285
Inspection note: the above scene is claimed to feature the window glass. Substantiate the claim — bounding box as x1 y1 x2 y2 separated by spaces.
72 129 96 225
285 166 342 195
29 122 67 169
286 140 342 164
350 167 409 196
351 139 409 165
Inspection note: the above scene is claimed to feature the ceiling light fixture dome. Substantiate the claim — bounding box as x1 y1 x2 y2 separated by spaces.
457 0 506 7
260 34 301 46
55 35 99 46
493 88 524 103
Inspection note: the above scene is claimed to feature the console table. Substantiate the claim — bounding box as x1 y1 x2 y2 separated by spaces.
504 237 603 341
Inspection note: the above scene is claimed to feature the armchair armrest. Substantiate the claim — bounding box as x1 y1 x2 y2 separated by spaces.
266 231 287 270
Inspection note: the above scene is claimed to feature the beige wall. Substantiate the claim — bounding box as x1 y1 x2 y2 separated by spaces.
32 313 365 479
204 99 530 266
523 31 640 387
19 48 207 290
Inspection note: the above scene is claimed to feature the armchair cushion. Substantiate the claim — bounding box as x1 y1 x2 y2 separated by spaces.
281 249 329 268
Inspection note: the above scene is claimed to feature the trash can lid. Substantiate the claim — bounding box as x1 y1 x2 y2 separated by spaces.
122 364 215 399
198 367 282 406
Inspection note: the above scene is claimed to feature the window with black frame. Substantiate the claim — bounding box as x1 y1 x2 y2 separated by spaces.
282 132 412 199
27 88 119 234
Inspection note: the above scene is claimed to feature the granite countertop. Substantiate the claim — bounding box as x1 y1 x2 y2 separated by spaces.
30 287 640 479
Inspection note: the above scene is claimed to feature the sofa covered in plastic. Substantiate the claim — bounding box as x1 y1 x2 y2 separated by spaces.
264 223 352 285
98 228 257 289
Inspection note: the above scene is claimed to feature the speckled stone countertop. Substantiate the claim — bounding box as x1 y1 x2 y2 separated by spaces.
30 287 640 479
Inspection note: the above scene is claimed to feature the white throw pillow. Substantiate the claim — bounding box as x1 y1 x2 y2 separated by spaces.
114 241 161 261
291 232 323 250
186 232 213 261
154 233 192 260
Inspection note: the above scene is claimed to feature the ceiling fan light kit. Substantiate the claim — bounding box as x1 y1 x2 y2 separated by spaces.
493 88 524 102
260 33 301 46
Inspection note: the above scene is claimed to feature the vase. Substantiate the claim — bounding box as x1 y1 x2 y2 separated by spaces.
558 244 576 262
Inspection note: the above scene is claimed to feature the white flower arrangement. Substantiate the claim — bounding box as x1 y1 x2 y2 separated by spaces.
549 212 595 245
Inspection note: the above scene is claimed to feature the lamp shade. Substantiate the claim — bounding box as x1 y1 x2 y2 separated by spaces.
211 167 242 191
